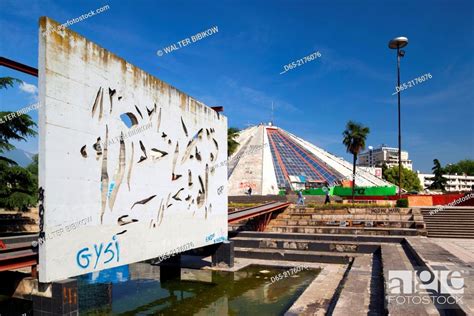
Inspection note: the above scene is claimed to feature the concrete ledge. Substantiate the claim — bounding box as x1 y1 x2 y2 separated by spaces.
332 255 379 316
285 264 346 316
405 237 471 315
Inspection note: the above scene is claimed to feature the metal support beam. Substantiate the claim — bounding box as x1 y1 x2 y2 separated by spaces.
0 57 38 77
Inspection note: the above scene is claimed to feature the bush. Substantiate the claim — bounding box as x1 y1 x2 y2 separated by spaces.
396 198 409 208
308 203 392 210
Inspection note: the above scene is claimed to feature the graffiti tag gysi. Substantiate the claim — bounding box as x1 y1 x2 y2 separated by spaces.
76 235 120 269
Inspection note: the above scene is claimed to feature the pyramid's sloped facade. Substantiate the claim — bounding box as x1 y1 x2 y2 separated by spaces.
228 125 393 196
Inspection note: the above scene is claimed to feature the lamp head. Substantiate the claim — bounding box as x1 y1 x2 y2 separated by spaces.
388 37 408 49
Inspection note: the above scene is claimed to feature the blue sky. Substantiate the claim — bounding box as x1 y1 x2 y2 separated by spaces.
1 0 473 172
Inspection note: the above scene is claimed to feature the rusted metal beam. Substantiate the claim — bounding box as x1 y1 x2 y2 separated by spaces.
0 57 38 77
0 259 38 272
228 202 290 223
0 235 38 274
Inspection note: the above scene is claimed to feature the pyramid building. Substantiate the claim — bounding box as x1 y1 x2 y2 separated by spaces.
228 124 395 196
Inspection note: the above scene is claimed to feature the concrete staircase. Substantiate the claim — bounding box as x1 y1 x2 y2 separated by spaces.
227 205 469 315
229 231 466 315
230 231 401 264
420 207 474 238
266 205 426 237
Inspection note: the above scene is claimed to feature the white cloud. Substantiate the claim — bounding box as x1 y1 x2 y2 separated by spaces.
19 82 38 95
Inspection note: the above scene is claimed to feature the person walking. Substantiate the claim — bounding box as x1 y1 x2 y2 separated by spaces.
248 186 252 196
297 190 305 206
324 182 331 204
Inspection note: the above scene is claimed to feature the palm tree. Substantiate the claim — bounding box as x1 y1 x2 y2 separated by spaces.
342 121 370 202
0 77 22 90
228 127 240 156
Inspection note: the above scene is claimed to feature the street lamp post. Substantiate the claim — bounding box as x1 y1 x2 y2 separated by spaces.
389 36 408 199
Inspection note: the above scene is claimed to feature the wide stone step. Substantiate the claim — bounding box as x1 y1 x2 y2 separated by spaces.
425 219 474 223
424 220 474 224
428 232 474 239
424 212 473 215
425 226 474 230
425 224 474 228
381 244 441 315
425 221 474 225
422 214 474 217
421 207 474 210
234 246 358 264
424 224 474 227
268 225 420 236
419 207 474 210
403 238 469 314
280 213 414 221
271 219 416 228
424 216 474 223
426 227 474 231
288 207 415 215
231 236 379 253
229 231 405 243
332 255 385 315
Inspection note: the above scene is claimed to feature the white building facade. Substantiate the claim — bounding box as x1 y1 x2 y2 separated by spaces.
417 173 474 192
358 146 413 171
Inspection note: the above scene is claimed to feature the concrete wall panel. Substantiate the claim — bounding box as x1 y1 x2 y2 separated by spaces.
38 17 227 282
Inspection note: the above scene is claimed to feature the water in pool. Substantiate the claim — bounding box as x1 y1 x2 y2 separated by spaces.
78 263 320 315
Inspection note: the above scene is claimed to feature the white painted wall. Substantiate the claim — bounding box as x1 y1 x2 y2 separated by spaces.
228 126 266 195
38 17 227 282
261 127 279 195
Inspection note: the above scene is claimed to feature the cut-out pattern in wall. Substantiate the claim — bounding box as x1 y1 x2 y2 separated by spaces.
122 113 138 127
109 88 116 113
80 145 87 158
100 126 109 223
134 105 143 119
117 215 138 226
81 84 223 228
131 195 157 209
181 117 188 137
108 135 125 211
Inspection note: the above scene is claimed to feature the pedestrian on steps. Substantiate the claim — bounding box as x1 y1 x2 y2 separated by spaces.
297 190 305 206
324 182 331 204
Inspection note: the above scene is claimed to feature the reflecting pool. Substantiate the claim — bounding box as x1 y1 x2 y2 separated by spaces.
78 263 320 315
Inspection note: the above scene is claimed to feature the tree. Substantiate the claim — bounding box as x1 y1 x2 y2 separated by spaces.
228 127 240 156
26 154 39 191
0 160 37 211
0 76 37 164
342 121 370 202
443 159 474 176
429 159 447 191
0 77 38 210
383 166 422 192
0 77 22 90
0 114 37 164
